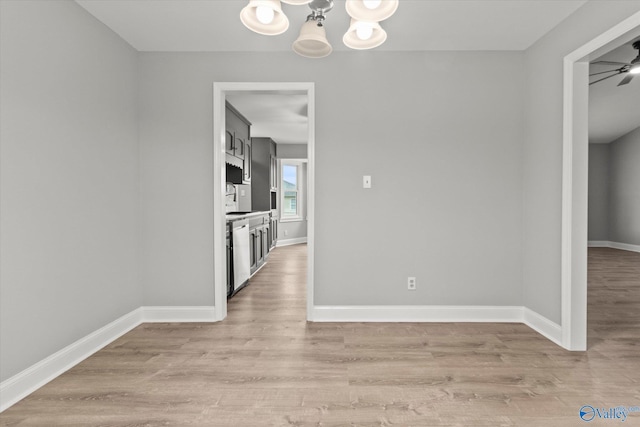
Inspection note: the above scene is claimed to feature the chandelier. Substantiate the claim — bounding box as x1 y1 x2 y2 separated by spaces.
240 0 399 58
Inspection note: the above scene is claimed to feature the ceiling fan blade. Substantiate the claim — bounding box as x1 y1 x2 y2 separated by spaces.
617 73 635 86
592 60 632 66
589 69 623 77
589 71 624 85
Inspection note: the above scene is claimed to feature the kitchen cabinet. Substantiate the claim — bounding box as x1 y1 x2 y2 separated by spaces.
251 137 277 211
247 212 271 275
251 138 278 248
270 218 278 249
249 228 257 273
226 224 232 297
226 101 251 184
227 212 272 297
243 138 252 183
263 222 271 258
270 141 278 191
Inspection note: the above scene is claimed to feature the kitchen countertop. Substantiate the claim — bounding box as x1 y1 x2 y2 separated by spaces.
226 211 271 221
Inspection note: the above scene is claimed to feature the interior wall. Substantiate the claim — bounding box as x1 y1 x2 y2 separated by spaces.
587 144 610 241
523 0 640 324
138 50 525 307
0 0 140 381
609 126 640 245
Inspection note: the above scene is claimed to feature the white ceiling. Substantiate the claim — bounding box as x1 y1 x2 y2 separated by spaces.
589 39 640 144
76 0 587 52
227 91 308 145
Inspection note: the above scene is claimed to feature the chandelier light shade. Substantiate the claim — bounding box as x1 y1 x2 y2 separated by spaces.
292 19 333 58
240 0 289 36
343 19 387 50
240 0 398 57
345 0 399 22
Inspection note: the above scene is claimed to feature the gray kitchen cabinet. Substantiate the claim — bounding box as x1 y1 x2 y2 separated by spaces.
225 101 251 184
270 141 278 191
226 224 232 297
247 212 271 276
249 227 257 274
251 137 277 211
270 218 278 249
243 138 251 183
263 222 270 259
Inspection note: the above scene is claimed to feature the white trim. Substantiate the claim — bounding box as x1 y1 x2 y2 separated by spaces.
0 308 143 413
587 241 640 253
312 305 523 323
523 307 563 347
0 303 563 412
141 306 216 322
0 305 218 412
213 82 315 323
276 237 308 247
562 12 640 351
313 305 563 348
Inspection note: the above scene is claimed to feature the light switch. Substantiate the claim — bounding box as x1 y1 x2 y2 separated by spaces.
240 189 246 196
363 175 372 189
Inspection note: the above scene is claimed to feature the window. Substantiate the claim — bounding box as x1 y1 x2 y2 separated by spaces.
280 160 305 222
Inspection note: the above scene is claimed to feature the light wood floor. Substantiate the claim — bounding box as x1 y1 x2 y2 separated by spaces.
1 246 639 426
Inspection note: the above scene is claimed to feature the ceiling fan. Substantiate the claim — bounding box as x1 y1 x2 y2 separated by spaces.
589 40 640 86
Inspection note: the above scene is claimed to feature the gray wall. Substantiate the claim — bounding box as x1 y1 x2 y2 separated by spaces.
523 1 640 324
0 1 140 381
138 51 525 307
278 144 308 241
588 144 610 241
609 126 640 245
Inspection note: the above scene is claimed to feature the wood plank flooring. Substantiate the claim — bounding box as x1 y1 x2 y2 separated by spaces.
1 246 639 426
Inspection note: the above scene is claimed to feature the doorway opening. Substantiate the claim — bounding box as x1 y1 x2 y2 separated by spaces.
561 12 640 350
213 82 315 322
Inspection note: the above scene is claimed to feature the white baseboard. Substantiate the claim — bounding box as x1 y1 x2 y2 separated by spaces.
141 306 216 322
522 307 563 347
0 304 562 413
0 308 143 413
311 305 523 323
276 237 307 247
312 305 563 348
588 240 640 253
0 305 216 412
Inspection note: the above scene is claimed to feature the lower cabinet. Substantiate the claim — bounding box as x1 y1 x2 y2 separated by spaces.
270 218 278 249
249 213 271 276
226 225 233 297
249 228 257 274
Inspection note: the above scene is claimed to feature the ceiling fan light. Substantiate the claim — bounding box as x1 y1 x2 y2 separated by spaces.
345 0 398 22
293 20 333 58
630 65 640 74
343 19 387 50
240 0 289 36
281 0 312 4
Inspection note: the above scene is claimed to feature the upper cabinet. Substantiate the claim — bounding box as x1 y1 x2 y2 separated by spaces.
269 141 278 191
225 101 251 184
251 137 278 212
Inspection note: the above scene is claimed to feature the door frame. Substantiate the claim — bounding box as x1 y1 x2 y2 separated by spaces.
561 12 640 350
213 82 315 321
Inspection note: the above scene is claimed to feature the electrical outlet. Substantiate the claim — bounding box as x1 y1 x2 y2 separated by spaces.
407 277 416 291
284 230 289 236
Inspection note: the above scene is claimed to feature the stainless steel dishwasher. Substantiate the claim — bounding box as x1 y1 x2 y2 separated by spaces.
231 219 250 293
